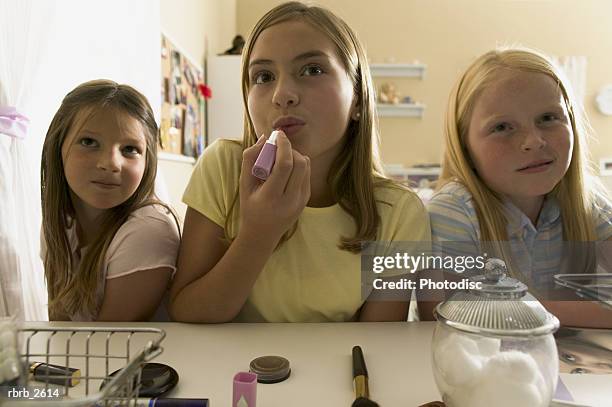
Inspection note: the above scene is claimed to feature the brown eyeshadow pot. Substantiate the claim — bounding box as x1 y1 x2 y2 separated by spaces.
249 355 291 384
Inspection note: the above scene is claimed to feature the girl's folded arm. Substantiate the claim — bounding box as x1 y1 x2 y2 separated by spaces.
169 207 277 323
96 267 173 321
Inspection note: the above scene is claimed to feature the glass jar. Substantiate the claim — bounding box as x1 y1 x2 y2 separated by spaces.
431 259 560 407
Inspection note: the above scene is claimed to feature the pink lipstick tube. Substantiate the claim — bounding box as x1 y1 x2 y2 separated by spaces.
233 371 257 407
252 130 281 180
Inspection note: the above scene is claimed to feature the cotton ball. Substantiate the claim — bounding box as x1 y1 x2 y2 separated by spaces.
475 336 500 357
468 377 544 407
0 344 20 384
0 330 16 349
0 348 18 362
435 333 485 387
0 320 14 332
448 386 474 407
1 356 20 383
459 351 548 407
484 350 541 385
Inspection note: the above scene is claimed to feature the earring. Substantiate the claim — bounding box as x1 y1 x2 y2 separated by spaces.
353 111 361 120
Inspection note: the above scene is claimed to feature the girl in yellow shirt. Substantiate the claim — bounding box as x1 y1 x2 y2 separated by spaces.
170 2 430 323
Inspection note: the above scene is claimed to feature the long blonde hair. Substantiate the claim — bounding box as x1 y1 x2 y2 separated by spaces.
225 1 402 252
440 47 607 253
41 79 178 319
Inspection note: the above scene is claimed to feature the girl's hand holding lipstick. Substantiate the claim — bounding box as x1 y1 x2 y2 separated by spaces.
239 130 310 246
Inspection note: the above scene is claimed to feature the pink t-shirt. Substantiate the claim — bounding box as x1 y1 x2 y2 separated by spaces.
43 205 180 321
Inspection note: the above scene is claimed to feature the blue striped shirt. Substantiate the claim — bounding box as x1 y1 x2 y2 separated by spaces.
427 181 612 288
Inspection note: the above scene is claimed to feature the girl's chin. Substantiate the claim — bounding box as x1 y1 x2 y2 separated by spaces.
83 199 122 211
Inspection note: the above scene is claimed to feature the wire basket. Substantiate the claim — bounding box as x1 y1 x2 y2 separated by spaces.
1 326 165 407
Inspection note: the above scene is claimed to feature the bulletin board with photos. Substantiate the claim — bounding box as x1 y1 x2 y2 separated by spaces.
160 33 205 158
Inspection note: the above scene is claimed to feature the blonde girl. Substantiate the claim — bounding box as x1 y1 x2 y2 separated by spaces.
41 80 180 321
170 1 430 323
425 47 612 328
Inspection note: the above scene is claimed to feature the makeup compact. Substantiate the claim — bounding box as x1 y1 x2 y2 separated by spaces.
101 363 179 397
249 356 290 384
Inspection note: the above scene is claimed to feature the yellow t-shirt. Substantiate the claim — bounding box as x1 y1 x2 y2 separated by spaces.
183 139 430 322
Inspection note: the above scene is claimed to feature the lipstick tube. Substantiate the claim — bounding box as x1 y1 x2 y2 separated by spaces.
29 362 80 387
233 371 257 407
252 130 281 180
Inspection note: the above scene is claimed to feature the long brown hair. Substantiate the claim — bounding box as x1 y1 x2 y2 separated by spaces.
224 1 403 252
41 79 178 319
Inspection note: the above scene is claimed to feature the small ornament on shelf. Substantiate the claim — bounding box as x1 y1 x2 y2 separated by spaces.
378 82 401 104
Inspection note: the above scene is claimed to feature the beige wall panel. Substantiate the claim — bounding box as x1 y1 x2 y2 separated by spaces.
236 0 612 170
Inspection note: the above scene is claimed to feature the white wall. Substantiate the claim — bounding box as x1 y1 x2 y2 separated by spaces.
207 55 243 142
160 0 238 62
27 0 161 167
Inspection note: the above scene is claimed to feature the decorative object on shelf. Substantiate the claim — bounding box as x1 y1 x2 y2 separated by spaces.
370 62 426 118
378 82 401 104
595 85 612 116
221 35 245 55
198 83 212 100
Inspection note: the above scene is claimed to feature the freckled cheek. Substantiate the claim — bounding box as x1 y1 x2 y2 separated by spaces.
470 144 513 178
556 132 573 163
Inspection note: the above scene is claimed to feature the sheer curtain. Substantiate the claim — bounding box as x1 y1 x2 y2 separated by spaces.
0 0 53 320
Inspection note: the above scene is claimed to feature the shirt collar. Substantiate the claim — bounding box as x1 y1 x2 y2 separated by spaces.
502 195 561 236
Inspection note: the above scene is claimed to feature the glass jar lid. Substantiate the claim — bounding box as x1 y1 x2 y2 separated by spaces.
434 258 559 337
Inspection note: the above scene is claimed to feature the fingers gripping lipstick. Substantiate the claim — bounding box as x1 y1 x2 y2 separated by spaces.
252 130 282 180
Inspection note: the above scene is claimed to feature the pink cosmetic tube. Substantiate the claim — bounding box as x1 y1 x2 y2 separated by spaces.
252 130 281 180
233 371 257 407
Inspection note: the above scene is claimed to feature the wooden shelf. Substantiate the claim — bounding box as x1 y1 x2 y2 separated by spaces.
370 63 426 78
376 103 425 118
